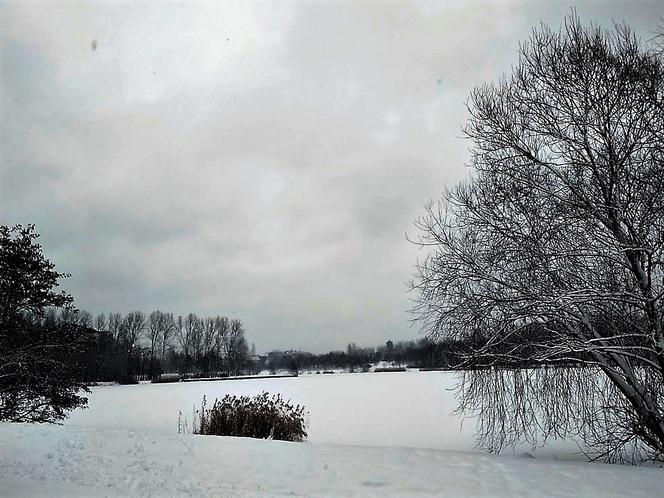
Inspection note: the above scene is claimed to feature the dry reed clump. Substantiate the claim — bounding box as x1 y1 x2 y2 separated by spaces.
194 392 307 442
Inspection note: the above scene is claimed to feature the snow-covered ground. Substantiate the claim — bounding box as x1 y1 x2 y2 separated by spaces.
1 372 662 496
70 371 476 453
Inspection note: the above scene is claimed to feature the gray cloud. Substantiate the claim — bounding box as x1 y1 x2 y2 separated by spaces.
1 0 661 352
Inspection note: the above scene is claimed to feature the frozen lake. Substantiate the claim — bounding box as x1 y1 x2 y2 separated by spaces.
66 370 577 460
69 371 465 450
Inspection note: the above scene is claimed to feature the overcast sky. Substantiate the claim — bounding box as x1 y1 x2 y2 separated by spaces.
1 1 661 352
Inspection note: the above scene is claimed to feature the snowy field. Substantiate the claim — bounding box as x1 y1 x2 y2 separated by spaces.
1 371 662 496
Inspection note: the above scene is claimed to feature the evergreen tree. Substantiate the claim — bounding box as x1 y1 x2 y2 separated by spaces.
0 225 88 422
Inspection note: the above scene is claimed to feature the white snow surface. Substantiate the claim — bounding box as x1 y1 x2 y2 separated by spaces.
1 372 662 497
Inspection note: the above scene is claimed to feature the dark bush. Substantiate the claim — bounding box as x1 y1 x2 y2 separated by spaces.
117 373 139 384
194 392 307 442
151 373 181 384
373 367 407 373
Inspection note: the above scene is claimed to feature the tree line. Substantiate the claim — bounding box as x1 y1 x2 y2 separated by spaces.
45 309 251 383
261 338 469 374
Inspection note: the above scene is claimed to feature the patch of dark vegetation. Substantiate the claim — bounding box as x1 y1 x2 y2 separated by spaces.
374 367 407 373
183 372 229 380
117 374 139 385
194 392 307 442
151 373 182 383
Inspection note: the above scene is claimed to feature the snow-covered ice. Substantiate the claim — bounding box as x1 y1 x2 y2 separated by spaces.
1 371 661 496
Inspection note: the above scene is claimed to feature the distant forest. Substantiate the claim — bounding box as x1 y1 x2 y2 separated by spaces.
46 308 470 384
260 339 464 375
45 309 250 384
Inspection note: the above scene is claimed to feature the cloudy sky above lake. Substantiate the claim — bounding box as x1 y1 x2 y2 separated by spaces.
1 0 661 352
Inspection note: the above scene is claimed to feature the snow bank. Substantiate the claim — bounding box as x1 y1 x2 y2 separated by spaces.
1 423 661 497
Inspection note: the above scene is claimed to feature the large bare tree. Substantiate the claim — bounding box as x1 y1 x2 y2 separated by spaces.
108 312 122 341
147 311 164 366
160 312 176 363
412 16 664 463
120 311 145 356
213 315 230 361
95 313 107 333
225 319 249 376
177 313 201 364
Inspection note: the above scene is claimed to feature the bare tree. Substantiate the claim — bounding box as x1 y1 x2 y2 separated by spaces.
120 311 145 355
213 316 229 355
147 311 163 362
177 314 197 359
160 312 176 364
225 319 249 376
108 312 122 341
175 315 185 355
58 308 77 325
412 15 664 463
201 317 217 374
213 315 230 372
76 310 93 328
191 316 203 365
95 313 107 333
202 317 215 356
